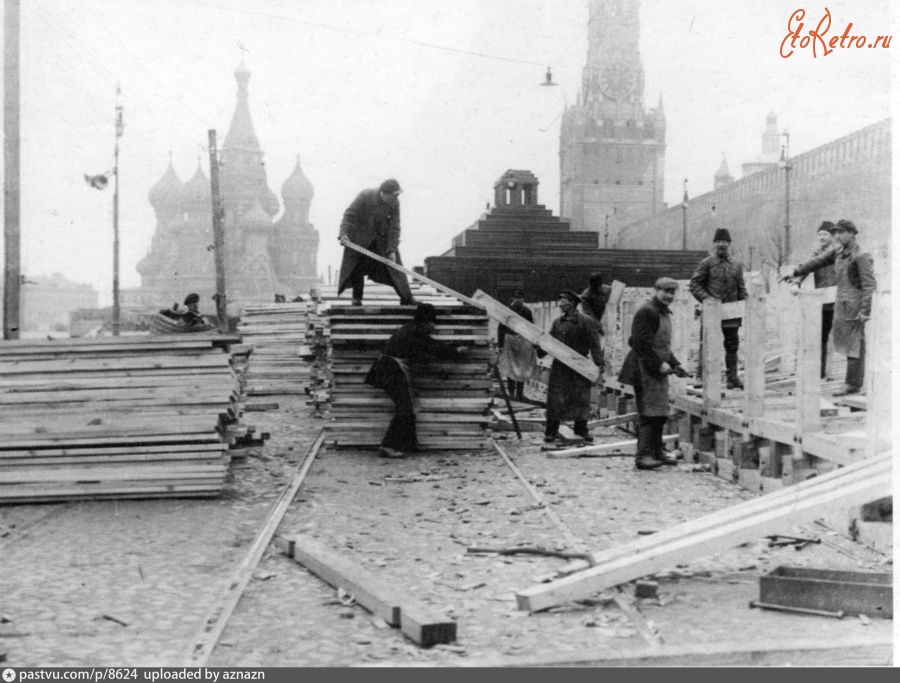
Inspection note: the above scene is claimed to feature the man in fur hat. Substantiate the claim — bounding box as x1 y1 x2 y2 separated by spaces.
689 228 747 389
783 219 876 396
541 289 603 447
338 179 416 306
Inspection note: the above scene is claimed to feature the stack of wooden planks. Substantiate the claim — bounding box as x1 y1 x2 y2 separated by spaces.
324 302 494 450
238 302 312 396
0 335 242 503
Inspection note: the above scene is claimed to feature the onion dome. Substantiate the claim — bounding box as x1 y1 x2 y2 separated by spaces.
243 197 272 228
148 159 184 209
182 162 211 205
281 157 314 203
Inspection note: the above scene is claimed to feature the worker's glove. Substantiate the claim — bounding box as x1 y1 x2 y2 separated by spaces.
338 235 350 245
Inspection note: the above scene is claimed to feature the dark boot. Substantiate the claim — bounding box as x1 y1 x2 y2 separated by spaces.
506 379 517 397
635 424 662 470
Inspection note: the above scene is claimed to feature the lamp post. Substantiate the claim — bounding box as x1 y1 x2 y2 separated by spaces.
780 131 791 262
112 87 124 336
681 178 689 250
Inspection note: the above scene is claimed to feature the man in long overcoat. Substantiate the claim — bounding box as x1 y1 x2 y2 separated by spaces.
542 290 603 446
785 219 876 396
689 228 747 389
338 178 415 305
618 278 689 470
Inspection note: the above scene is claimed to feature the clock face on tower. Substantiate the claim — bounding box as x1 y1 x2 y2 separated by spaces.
600 62 636 100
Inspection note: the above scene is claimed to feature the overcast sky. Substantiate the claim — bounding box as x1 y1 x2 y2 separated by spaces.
2 0 894 304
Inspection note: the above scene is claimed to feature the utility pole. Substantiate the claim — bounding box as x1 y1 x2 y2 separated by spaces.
604 213 609 248
4 0 21 340
112 87 124 335
207 130 228 330
780 132 792 261
681 178 689 250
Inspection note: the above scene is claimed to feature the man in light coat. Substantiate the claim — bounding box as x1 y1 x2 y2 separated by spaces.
784 219 876 396
337 178 415 306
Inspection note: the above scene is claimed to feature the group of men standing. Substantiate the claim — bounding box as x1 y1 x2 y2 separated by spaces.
337 178 876 465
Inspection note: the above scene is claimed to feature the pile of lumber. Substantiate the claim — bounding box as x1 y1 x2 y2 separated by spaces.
238 302 312 396
324 303 494 450
0 335 243 503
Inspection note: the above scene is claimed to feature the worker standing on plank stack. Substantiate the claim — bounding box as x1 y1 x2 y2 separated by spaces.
782 219 876 396
618 278 689 471
689 228 748 389
365 303 467 458
497 288 537 401
541 290 603 448
337 178 416 306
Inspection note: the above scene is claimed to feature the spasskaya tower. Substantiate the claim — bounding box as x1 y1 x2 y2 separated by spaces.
559 0 666 239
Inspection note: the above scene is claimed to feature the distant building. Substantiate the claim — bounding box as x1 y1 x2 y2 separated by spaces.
714 156 734 190
128 60 319 312
424 170 705 302
559 0 666 234
741 111 783 178
616 119 892 278
12 273 98 333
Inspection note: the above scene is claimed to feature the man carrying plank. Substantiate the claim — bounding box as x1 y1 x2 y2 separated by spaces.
540 290 603 447
365 303 468 458
618 278 689 470
338 179 416 306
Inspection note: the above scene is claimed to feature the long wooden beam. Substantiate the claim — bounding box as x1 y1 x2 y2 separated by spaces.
185 429 325 666
516 452 891 612
337 239 600 381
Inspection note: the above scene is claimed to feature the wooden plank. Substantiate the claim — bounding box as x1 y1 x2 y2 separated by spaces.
795 289 824 436
472 291 599 382
516 453 891 612
186 429 326 666
743 275 766 420
701 298 723 409
547 434 678 458
280 534 403 626
392 637 892 668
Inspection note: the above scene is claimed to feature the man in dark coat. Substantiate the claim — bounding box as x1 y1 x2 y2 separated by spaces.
689 228 747 389
618 278 689 470
497 288 537 400
542 290 603 446
580 272 611 335
797 221 838 378
338 178 415 306
365 303 465 457
784 219 876 396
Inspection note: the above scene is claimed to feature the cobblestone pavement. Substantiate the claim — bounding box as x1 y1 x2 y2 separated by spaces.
1 398 892 666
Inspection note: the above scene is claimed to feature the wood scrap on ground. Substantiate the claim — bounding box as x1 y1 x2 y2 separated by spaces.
546 434 678 459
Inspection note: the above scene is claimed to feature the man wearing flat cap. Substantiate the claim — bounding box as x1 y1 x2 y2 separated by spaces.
618 278 689 470
783 219 876 396
796 221 838 378
689 228 747 389
541 289 603 446
338 179 416 306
